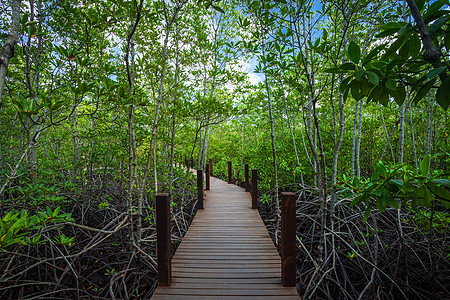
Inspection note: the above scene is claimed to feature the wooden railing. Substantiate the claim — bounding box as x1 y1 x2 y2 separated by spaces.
155 159 297 287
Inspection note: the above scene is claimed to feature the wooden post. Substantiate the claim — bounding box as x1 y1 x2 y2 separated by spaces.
228 161 232 184
281 192 296 287
251 169 257 209
197 169 204 209
244 163 249 192
156 193 171 286
209 159 213 176
205 163 210 191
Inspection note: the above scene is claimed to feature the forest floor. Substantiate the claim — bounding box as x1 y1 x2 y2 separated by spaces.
0 169 199 300
1 171 448 299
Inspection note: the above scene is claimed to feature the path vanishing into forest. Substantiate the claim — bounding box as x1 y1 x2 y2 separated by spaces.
151 176 300 299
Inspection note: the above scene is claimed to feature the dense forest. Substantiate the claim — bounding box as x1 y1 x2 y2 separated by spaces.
0 0 449 299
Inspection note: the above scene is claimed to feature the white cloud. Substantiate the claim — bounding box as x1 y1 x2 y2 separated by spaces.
236 56 263 85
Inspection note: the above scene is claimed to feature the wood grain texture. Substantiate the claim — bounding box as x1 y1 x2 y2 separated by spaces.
151 177 299 299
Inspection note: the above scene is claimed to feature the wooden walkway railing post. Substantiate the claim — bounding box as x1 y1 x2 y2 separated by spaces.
197 169 204 209
227 161 232 184
209 159 213 176
156 193 171 286
251 169 257 209
281 192 296 287
205 163 210 190
244 163 249 192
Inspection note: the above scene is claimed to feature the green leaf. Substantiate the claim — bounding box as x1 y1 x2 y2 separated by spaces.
409 34 421 57
399 39 410 58
376 28 401 38
381 21 407 30
385 79 397 90
436 76 450 110
424 0 449 22
350 79 363 100
423 188 434 207
340 62 356 70
355 69 365 80
428 184 450 201
430 16 448 33
324 67 345 74
363 45 384 65
53 206 60 217
360 79 371 96
366 71 379 85
427 66 447 79
51 100 64 111
211 5 224 14
414 0 426 11
371 168 380 181
368 85 389 106
445 34 450 51
390 85 407 105
430 179 450 187
375 161 387 177
348 41 361 65
412 75 429 91
383 34 408 59
413 78 436 104
377 188 389 212
368 85 382 104
388 197 399 210
440 199 450 209
420 154 431 176
340 75 353 92
363 204 373 223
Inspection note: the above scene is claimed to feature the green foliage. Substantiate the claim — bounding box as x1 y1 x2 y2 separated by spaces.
344 155 450 227
0 207 73 249
334 2 450 109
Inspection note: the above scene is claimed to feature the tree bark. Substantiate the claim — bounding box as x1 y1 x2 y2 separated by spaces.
351 100 359 180
398 102 406 164
356 100 363 178
262 41 280 217
426 93 433 155
0 0 22 113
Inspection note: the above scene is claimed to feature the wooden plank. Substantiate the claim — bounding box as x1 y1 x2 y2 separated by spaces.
172 277 283 284
152 295 301 300
159 282 289 289
154 288 298 296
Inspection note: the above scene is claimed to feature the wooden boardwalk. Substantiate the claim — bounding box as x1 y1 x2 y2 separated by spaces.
152 177 300 299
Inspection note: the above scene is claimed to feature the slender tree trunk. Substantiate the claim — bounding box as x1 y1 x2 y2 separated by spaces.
141 2 186 198
278 77 303 184
379 104 395 162
0 0 22 112
409 100 418 170
262 41 280 217
169 30 181 193
426 93 433 155
351 101 359 180
124 0 143 252
356 100 363 178
398 101 406 164
203 125 211 168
